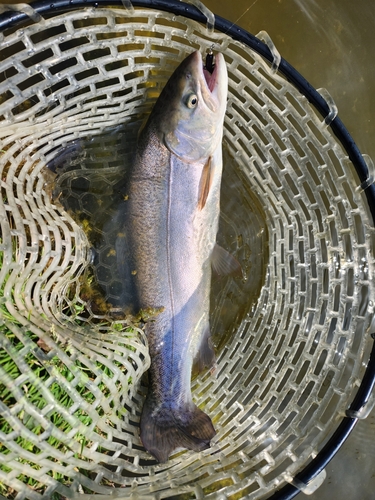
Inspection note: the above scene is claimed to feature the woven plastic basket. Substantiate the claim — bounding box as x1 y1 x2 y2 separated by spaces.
1 1 375 499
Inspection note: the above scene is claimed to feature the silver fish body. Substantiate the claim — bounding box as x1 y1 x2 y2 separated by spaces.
122 51 228 462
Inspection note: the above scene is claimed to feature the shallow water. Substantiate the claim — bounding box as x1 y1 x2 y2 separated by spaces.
201 1 375 498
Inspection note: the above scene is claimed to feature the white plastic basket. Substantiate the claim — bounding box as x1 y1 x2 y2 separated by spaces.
1 2 375 499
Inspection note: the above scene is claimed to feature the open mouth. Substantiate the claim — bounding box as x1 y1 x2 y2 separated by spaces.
203 52 218 93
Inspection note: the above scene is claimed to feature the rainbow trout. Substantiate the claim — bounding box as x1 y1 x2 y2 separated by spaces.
122 51 235 462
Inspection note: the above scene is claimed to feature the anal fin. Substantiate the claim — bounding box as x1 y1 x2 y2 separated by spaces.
193 325 216 374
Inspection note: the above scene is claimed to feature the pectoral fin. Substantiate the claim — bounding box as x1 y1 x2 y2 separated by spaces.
198 157 213 210
211 244 243 278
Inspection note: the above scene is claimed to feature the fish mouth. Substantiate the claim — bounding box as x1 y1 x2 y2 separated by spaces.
202 52 221 94
185 51 226 106
194 50 227 112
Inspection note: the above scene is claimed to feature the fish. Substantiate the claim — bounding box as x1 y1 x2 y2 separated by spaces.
112 50 239 462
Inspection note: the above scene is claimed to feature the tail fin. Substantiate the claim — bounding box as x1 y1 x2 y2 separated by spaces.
140 398 216 463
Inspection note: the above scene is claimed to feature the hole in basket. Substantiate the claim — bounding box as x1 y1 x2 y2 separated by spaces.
30 24 67 44
22 48 54 68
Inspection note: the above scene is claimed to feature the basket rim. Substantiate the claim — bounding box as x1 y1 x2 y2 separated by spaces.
1 1 375 498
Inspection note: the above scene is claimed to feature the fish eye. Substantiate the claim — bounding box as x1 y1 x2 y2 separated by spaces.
186 93 198 109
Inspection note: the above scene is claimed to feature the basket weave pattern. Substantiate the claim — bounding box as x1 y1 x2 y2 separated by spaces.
0 7 374 499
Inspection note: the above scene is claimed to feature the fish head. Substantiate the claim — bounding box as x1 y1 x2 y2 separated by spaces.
150 50 228 162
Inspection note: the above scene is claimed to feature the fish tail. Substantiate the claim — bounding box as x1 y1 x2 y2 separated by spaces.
140 397 216 463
